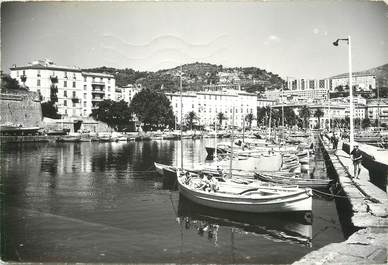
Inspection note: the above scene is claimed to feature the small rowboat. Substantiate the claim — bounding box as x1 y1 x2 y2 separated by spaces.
255 172 332 189
177 169 312 213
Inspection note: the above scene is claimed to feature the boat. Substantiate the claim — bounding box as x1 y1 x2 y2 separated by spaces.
255 171 332 189
56 136 81 142
154 162 176 177
177 195 312 247
177 169 312 213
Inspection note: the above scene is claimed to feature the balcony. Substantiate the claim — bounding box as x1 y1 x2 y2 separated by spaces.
91 80 105 85
91 89 105 94
71 97 80 103
92 97 104 102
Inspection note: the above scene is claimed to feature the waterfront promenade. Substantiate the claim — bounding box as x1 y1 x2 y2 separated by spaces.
293 136 387 265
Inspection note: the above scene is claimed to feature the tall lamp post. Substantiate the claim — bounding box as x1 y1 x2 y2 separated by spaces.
333 36 354 151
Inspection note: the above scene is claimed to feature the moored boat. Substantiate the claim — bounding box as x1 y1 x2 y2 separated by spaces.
255 172 332 189
177 169 312 213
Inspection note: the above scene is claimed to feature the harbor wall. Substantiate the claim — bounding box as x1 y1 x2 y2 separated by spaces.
293 134 387 265
0 91 43 128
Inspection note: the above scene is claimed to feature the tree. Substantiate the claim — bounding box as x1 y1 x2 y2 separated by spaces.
256 107 268 126
299 105 311 129
41 101 61 119
217 112 227 128
314 108 324 129
245 113 254 129
185 111 198 130
1 73 27 92
361 118 371 129
91 99 132 131
130 88 175 130
284 107 297 127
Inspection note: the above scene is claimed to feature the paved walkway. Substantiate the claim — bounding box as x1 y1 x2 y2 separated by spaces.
293 136 387 265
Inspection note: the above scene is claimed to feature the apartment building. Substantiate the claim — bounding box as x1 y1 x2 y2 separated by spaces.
165 89 274 128
330 73 376 91
10 59 115 118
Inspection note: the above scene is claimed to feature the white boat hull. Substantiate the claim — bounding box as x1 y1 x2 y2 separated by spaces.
178 172 312 213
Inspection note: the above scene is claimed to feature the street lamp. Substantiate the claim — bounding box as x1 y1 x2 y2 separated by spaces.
333 36 354 151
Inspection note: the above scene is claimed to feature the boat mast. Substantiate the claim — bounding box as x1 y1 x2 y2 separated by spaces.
180 65 183 169
229 106 235 178
214 117 217 161
268 106 272 140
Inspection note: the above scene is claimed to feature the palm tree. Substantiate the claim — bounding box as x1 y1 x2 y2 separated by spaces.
245 113 254 129
284 107 297 127
185 111 198 130
314 108 324 129
299 105 311 129
217 112 227 128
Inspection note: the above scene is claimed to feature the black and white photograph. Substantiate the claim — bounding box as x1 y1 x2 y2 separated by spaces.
1 0 387 264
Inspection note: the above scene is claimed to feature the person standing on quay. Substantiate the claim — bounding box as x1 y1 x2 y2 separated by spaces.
350 144 362 179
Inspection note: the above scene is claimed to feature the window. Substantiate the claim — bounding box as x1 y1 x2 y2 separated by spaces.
72 81 76 88
17 71 19 77
64 72 68 78
64 81 67 87
73 73 76 79
73 102 76 107
64 91 67 97
84 85 87 90
84 93 87 99
108 78 111 84
37 70 41 77
108 86 111 91
84 76 87 82
64 100 67 106
23 70 25 75
73 91 76 98
83 101 86 107
37 80 41 86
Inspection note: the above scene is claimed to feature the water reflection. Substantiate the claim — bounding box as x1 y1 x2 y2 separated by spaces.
177 195 312 247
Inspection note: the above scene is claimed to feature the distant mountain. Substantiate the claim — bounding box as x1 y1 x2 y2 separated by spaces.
84 62 285 92
330 63 388 88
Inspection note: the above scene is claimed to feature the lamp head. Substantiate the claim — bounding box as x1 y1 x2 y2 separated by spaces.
333 39 339 46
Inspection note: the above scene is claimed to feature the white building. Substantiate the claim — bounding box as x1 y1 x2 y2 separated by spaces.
265 88 329 103
287 78 331 91
118 84 142 104
330 73 376 91
165 89 274 128
10 59 115 118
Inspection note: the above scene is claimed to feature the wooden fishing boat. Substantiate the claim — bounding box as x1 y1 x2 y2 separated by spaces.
178 195 312 247
255 172 332 189
154 162 176 176
177 169 312 213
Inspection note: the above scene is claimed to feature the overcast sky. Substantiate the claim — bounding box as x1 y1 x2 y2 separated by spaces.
2 1 388 79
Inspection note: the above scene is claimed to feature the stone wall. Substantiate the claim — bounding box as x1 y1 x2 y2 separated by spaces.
0 91 42 128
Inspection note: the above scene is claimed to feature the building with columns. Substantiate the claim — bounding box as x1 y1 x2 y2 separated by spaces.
10 59 115 118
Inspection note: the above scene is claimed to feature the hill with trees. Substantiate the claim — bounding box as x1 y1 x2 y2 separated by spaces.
83 62 285 93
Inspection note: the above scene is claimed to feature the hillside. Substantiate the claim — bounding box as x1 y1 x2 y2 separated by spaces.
84 62 285 92
330 63 388 88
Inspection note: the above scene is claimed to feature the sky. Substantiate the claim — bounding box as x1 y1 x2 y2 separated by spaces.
2 1 388 79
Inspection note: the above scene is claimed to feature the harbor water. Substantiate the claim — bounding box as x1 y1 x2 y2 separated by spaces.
1 139 345 263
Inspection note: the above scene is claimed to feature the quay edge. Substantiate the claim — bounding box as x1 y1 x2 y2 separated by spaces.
293 135 388 265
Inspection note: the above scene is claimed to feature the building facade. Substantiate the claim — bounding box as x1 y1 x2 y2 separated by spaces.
330 73 376 91
166 90 274 128
10 59 115 118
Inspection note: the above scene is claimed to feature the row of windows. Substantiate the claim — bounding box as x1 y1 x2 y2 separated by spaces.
17 70 111 82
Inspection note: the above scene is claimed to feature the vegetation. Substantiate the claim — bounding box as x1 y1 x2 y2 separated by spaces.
245 113 254 129
41 101 61 119
314 108 324 128
1 74 27 92
299 105 311 129
91 99 132 131
129 89 175 131
217 112 227 127
84 62 285 93
185 111 198 130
